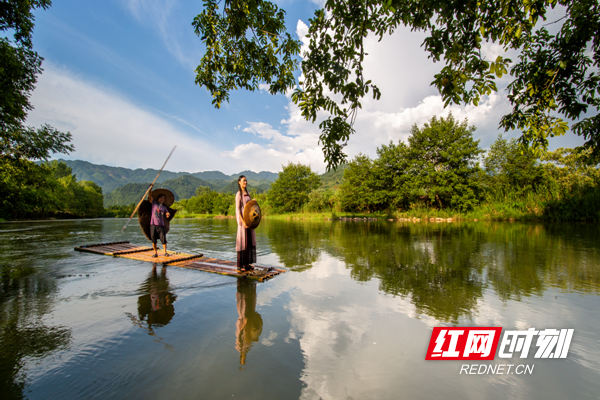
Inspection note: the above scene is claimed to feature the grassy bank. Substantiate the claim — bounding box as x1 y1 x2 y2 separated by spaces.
173 212 220 219
169 194 599 222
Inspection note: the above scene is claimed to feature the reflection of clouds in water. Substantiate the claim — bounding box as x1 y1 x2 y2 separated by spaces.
260 331 278 346
258 249 600 399
258 255 422 399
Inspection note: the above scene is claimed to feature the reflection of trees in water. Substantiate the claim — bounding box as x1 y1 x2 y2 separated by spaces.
235 279 263 365
265 220 600 323
483 223 600 300
264 221 328 271
137 265 177 330
326 223 487 323
0 265 71 399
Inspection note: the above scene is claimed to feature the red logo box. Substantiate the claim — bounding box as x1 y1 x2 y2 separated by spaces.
425 327 502 360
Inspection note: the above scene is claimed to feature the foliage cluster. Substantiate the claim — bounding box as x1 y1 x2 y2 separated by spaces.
1 0 73 162
0 160 104 219
335 116 600 220
340 114 483 212
173 187 235 216
267 162 321 213
194 0 600 169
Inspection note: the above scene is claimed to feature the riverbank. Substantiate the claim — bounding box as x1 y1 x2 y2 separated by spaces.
171 208 544 222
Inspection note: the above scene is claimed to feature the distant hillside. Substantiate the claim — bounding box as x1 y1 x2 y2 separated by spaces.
320 164 348 189
162 175 214 199
104 183 149 207
251 179 272 192
103 175 215 206
60 159 188 193
206 178 234 190
219 180 264 194
236 170 279 182
59 159 279 194
190 170 230 181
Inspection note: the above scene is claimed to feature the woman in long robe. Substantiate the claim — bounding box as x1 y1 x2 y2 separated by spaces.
235 175 256 272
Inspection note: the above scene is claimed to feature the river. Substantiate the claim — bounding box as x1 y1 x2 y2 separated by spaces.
1 218 599 399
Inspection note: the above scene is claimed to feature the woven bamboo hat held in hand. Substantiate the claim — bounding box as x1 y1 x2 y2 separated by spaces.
243 199 261 230
149 188 175 207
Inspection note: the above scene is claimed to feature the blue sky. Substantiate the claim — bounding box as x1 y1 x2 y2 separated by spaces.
26 0 584 174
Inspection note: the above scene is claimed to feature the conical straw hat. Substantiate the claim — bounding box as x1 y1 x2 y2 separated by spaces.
150 188 175 207
243 199 261 229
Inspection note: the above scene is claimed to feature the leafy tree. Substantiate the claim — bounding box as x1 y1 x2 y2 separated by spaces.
0 1 78 219
1 0 73 161
212 191 235 215
483 134 546 196
339 154 380 212
192 0 300 109
172 187 235 215
340 114 483 212
194 0 599 168
267 162 320 212
305 189 335 212
187 186 219 214
400 114 484 211
0 160 103 219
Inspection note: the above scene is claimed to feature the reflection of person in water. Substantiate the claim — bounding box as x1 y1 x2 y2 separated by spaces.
235 279 263 365
138 264 177 330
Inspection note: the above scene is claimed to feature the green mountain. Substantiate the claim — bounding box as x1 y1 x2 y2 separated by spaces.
320 164 348 190
218 180 264 194
236 170 279 182
59 159 279 194
103 175 215 206
59 159 188 193
191 171 231 181
206 178 234 190
162 175 214 199
103 183 149 207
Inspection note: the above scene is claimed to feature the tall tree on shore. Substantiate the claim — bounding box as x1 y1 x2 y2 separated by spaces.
1 1 78 218
1 0 73 161
340 114 483 212
194 0 599 169
268 162 321 212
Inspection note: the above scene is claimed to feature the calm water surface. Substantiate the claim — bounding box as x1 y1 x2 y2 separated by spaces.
1 218 599 399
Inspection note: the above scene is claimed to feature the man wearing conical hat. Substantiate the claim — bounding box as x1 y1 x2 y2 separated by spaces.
148 184 171 258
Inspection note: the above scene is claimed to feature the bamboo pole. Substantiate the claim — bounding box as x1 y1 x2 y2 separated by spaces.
121 145 177 233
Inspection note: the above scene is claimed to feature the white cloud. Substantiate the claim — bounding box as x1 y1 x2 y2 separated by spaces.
223 121 324 172
26 64 235 173
296 20 310 56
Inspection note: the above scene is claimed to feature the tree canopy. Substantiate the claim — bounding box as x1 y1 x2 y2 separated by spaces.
268 162 321 212
194 0 600 169
341 114 483 212
1 0 73 161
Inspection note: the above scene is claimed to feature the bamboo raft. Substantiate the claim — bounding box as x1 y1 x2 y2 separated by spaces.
74 241 286 281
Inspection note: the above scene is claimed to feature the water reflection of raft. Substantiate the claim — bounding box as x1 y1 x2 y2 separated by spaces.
74 241 285 281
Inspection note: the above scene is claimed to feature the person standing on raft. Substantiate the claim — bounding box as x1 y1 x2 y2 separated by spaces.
149 185 171 258
235 176 256 272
